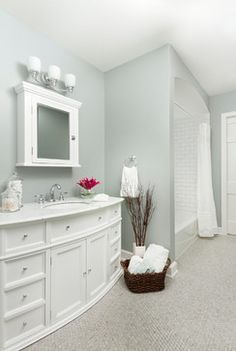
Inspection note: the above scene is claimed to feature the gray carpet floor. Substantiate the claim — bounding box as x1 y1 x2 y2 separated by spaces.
25 235 236 351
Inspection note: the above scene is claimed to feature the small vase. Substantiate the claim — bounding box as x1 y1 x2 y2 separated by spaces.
133 243 146 257
80 188 95 203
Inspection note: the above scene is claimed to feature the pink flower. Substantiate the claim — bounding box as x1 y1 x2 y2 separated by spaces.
77 177 101 190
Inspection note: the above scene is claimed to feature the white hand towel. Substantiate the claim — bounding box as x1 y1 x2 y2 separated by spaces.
120 166 139 198
128 255 143 274
144 244 169 273
93 193 109 202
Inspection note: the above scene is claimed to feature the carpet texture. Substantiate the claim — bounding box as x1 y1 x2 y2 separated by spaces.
24 235 236 351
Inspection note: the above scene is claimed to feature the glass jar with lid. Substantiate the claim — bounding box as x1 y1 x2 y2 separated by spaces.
1 187 20 212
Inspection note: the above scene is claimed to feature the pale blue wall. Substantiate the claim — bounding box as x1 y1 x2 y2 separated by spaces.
209 90 236 225
0 10 105 201
105 46 173 256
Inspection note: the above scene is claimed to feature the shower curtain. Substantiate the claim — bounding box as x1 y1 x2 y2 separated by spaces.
197 123 218 237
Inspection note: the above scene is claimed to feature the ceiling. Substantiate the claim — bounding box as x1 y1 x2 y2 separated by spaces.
1 0 236 96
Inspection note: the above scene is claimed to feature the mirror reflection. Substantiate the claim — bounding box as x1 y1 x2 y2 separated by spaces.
37 104 70 160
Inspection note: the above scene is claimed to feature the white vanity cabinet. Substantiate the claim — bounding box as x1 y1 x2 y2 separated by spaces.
0 198 123 351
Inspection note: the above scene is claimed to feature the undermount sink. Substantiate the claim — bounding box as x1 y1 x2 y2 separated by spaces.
43 201 89 210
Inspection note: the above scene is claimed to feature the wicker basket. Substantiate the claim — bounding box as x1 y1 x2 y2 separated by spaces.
120 258 171 293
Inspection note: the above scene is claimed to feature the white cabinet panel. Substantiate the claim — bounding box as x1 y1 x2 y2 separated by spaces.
108 223 121 242
4 306 45 345
49 209 109 242
5 280 45 314
4 253 45 286
51 240 86 322
87 231 107 300
4 222 45 254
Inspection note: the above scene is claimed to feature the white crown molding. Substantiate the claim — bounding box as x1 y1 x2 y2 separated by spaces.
15 81 82 109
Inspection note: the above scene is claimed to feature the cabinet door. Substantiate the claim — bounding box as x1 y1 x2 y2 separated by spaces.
51 240 86 322
31 95 79 166
87 231 107 301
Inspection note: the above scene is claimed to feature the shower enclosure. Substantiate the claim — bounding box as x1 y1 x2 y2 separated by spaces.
173 78 216 258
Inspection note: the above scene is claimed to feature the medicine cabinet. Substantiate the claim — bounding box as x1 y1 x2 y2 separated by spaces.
15 82 82 167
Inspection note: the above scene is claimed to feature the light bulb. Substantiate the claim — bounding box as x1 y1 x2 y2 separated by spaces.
48 65 61 80
65 74 76 88
28 56 41 72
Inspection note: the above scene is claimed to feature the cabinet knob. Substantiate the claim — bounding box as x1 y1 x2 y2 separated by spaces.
88 268 92 273
22 321 27 327
98 216 102 221
22 294 28 299
66 225 70 231
83 272 87 276
71 135 76 141
115 231 118 234
23 233 28 239
22 266 28 272
114 247 118 252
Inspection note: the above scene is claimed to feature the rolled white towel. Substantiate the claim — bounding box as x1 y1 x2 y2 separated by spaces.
144 244 169 273
128 255 143 274
131 258 156 274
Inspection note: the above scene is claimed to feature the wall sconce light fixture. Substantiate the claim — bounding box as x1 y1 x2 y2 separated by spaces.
27 56 76 94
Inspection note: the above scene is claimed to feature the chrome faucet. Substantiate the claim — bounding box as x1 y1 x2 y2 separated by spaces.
49 184 62 202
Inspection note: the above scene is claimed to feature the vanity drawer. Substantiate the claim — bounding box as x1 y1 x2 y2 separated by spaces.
110 238 121 259
109 223 121 242
4 253 45 286
110 256 120 280
4 222 45 254
5 280 45 314
109 204 121 220
4 306 45 344
50 210 109 241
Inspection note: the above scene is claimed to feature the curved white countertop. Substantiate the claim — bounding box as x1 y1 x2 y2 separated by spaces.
0 196 123 226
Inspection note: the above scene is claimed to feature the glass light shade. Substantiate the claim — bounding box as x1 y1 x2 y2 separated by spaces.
28 56 41 72
48 65 61 80
65 73 76 87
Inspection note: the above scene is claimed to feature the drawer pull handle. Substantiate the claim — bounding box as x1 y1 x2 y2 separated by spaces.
23 234 28 239
22 321 27 327
114 210 118 214
98 216 102 221
88 268 92 273
66 225 70 231
115 231 118 234
22 294 28 299
83 272 87 276
22 266 28 272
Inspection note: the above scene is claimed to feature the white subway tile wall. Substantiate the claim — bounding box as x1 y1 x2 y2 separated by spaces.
174 106 199 215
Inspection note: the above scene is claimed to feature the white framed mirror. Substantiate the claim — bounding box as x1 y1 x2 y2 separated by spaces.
15 82 82 167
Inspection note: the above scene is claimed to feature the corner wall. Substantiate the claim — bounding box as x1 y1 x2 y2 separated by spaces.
105 46 173 256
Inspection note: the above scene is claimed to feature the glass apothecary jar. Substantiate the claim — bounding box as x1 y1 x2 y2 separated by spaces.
1 187 20 212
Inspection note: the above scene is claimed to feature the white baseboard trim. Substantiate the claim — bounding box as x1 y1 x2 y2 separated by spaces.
215 227 224 235
167 261 178 278
121 249 133 259
121 249 177 278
